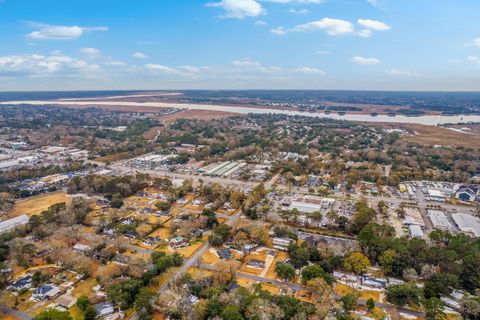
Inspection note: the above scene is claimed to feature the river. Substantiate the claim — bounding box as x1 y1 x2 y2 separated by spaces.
2 100 480 125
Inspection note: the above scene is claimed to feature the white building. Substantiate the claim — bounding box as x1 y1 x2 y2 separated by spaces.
272 237 294 251
427 210 454 231
0 215 29 234
452 213 480 237
408 224 424 238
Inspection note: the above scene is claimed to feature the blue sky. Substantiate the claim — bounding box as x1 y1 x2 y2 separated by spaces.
1 0 480 91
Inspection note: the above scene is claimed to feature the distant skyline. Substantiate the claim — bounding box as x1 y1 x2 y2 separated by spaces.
1 0 480 91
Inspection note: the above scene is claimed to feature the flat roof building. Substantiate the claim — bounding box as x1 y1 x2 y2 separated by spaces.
427 210 454 231
0 215 29 234
409 224 424 238
452 213 480 237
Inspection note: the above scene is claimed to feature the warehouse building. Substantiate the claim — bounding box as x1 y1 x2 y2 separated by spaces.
0 215 29 234
452 213 480 237
427 209 454 231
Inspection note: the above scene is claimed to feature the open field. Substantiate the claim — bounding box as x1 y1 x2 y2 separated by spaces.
398 123 480 148
10 191 69 218
94 151 136 163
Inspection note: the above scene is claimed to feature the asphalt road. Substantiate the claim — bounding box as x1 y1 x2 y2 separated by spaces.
0 304 32 320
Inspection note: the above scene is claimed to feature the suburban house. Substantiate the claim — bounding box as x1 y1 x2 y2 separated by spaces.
217 248 232 260
10 275 32 291
246 259 265 268
33 284 61 301
272 237 295 251
56 294 77 309
169 236 189 249
73 243 91 254
94 302 115 317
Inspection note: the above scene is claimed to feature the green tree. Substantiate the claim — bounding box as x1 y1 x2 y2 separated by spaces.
344 252 371 275
221 305 244 320
366 298 375 312
386 284 421 307
424 297 446 320
76 295 90 312
134 287 155 312
341 293 358 311
83 306 97 320
275 263 296 281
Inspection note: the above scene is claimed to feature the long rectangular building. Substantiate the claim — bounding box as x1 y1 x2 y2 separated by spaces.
0 215 29 234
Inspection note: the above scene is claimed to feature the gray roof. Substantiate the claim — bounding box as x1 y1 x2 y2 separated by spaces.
0 215 29 233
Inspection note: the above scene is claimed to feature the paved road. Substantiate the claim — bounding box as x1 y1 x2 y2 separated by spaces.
0 304 32 320
157 208 243 294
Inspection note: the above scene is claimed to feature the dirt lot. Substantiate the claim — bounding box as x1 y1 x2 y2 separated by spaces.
10 191 69 218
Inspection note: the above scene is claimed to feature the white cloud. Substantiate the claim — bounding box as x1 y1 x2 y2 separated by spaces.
270 27 287 35
291 67 325 74
206 0 265 19
291 18 354 35
288 8 310 14
0 53 101 76
144 63 178 74
272 17 390 37
254 20 268 26
356 29 372 38
133 52 148 59
388 68 417 76
350 56 380 65
80 47 101 59
467 56 479 61
357 19 390 31
263 0 323 3
466 38 480 48
26 22 107 40
317 50 331 55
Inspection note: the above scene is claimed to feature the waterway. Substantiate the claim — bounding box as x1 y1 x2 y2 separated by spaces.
2 100 480 125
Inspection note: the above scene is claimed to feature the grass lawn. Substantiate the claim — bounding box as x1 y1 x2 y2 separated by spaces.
72 278 97 298
201 249 220 265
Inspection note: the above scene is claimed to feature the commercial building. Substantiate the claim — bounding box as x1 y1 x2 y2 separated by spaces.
408 224 424 238
427 209 454 231
0 214 29 234
403 207 426 228
452 213 480 237
455 186 479 203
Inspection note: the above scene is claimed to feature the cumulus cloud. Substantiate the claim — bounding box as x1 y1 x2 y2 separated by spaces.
26 22 108 40
270 27 287 35
357 19 390 31
272 17 389 37
0 53 101 76
132 52 148 59
388 68 417 76
350 56 380 65
80 47 101 59
206 0 265 19
291 18 354 35
144 63 178 74
288 8 310 14
466 38 480 48
254 20 268 26
263 0 323 3
291 67 325 74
